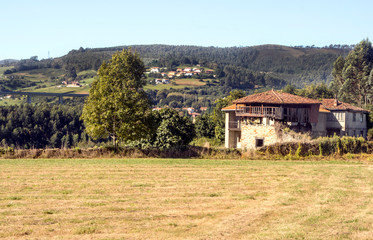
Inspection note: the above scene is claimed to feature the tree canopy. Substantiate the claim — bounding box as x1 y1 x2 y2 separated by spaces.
331 39 373 106
81 49 152 144
152 108 195 149
0 103 87 149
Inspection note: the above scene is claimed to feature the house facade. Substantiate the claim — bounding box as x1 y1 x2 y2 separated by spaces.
222 90 369 149
312 99 369 138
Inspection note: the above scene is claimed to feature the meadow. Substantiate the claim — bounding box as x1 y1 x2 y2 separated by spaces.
0 158 373 239
144 78 208 91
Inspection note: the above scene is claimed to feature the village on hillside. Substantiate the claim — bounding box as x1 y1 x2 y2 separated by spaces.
146 66 215 85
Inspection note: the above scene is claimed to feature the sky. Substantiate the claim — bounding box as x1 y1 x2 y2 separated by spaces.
2 0 373 60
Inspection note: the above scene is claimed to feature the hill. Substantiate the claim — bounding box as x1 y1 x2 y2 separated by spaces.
59 44 351 88
0 44 352 106
0 59 18 65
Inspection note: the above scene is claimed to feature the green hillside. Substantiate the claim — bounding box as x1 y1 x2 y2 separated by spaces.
58 44 350 87
0 44 352 106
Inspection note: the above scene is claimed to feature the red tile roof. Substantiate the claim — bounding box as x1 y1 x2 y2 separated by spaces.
321 99 369 112
319 105 331 113
223 103 336 113
233 90 320 105
221 104 237 111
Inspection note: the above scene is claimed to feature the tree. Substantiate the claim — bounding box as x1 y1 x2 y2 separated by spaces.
283 84 296 94
296 83 334 100
194 113 216 138
81 49 152 145
331 39 373 106
152 108 195 149
30 56 38 61
67 67 77 81
3 69 12 75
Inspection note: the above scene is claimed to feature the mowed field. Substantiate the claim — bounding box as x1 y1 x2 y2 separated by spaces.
1 158 373 239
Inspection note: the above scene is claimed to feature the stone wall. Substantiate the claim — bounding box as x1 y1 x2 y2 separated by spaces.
240 122 309 150
241 124 280 150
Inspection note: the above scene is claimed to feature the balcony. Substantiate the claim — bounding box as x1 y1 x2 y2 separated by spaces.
235 106 282 119
228 121 241 130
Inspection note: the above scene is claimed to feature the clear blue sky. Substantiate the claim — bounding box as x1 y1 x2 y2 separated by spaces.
2 0 373 60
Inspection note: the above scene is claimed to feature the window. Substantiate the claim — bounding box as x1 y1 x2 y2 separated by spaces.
255 138 264 147
353 113 356 122
360 113 363 123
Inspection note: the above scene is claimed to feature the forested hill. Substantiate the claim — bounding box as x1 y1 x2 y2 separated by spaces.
59 44 351 88
2 44 352 92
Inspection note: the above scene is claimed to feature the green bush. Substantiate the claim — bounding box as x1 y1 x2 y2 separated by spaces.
190 137 222 147
318 136 367 156
367 128 373 141
129 108 195 150
295 143 303 158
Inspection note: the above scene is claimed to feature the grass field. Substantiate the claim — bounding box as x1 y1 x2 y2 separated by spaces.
0 66 13 75
1 158 373 239
144 84 190 90
28 85 90 94
174 78 206 86
144 78 208 90
13 68 66 82
0 97 24 106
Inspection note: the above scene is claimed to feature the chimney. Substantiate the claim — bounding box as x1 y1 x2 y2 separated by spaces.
334 97 339 106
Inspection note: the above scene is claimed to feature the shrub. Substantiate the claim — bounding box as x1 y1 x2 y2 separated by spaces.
295 143 303 158
129 108 196 150
317 136 367 156
190 137 222 148
368 128 373 141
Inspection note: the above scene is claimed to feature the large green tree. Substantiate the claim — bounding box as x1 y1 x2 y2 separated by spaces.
81 49 152 144
331 39 373 106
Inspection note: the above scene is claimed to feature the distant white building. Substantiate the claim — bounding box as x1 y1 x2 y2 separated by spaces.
150 67 160 73
162 79 170 84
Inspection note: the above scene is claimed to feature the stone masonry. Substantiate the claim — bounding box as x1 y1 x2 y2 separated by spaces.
241 124 279 150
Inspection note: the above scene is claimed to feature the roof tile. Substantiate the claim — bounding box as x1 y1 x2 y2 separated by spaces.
321 99 369 112
233 90 320 105
221 104 236 111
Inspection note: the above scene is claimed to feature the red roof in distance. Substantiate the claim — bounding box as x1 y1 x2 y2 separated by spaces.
322 99 369 112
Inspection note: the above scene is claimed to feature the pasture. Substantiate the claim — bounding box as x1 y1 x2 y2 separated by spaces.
144 78 209 90
0 158 373 239
0 67 13 75
174 78 207 86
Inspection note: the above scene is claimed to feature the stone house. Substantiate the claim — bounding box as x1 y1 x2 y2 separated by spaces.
313 99 369 138
222 90 369 149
